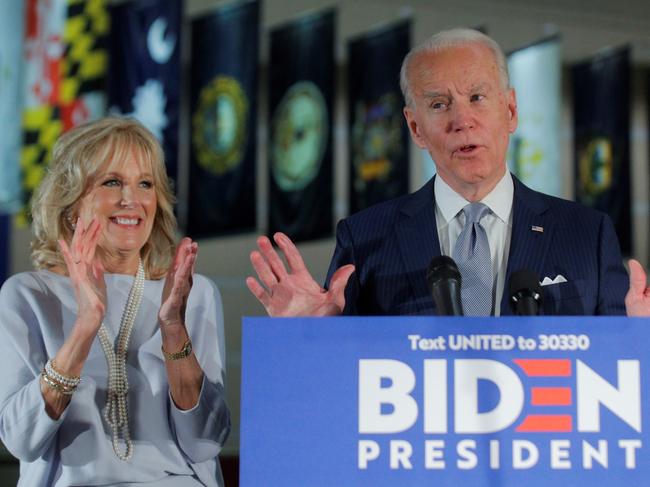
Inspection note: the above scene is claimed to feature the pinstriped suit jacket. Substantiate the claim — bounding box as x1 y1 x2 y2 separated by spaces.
325 175 627 316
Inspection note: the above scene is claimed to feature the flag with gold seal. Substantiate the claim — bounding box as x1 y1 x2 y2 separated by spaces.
268 9 335 242
572 47 631 255
188 0 259 237
348 19 410 214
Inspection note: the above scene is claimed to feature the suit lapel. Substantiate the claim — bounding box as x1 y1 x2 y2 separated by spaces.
395 178 442 304
500 177 553 315
391 176 553 314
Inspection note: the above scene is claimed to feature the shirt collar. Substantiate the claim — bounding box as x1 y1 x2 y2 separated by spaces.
434 170 514 224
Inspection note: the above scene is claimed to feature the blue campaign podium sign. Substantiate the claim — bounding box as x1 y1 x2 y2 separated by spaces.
240 317 650 486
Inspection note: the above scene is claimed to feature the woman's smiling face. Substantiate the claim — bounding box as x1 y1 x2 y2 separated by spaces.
77 146 158 269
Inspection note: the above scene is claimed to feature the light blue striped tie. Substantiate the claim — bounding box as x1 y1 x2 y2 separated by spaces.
452 203 493 316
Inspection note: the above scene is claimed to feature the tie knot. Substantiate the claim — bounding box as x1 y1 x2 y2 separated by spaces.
463 202 489 224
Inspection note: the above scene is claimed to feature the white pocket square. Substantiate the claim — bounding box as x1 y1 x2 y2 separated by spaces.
540 275 568 286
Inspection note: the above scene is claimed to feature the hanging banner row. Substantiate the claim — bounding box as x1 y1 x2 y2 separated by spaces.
0 0 633 251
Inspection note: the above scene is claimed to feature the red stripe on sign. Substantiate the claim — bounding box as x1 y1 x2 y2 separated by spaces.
516 415 572 432
531 387 572 406
513 359 571 376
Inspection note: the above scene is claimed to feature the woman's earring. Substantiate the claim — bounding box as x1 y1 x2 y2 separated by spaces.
66 210 76 230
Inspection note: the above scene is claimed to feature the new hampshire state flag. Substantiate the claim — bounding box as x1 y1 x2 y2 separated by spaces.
188 0 259 237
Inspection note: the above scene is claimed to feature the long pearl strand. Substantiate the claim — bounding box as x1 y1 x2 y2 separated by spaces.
97 261 145 461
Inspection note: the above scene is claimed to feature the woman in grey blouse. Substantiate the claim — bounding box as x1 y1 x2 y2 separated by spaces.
0 117 230 486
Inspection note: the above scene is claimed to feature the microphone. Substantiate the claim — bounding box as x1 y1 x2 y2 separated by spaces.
509 270 543 316
427 256 463 316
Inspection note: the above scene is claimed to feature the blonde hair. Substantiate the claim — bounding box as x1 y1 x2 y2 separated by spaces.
31 117 177 279
400 28 510 107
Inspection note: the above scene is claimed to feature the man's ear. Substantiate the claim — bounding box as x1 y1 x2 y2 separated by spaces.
403 106 427 149
507 88 518 133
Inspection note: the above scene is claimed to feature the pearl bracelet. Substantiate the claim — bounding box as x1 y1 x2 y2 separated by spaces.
45 359 81 388
41 370 76 395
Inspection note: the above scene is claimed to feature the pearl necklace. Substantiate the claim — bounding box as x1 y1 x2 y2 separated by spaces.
97 261 145 461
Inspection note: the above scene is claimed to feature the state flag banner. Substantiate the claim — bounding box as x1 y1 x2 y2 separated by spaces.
108 0 182 183
0 214 9 286
188 0 259 237
572 47 631 255
348 20 411 214
268 9 335 242
0 0 26 213
20 0 108 226
507 36 562 198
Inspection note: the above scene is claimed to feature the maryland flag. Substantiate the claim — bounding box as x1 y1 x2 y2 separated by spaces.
20 0 108 226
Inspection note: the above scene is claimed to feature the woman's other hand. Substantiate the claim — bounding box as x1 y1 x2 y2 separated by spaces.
159 237 197 330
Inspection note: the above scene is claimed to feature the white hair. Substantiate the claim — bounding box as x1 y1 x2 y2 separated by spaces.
400 28 510 107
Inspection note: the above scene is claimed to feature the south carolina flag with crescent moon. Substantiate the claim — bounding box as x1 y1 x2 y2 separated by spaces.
107 0 182 183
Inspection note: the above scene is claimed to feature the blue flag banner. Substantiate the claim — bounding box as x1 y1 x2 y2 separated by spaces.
268 9 335 242
347 20 411 214
0 214 9 285
507 37 562 197
188 0 259 237
572 47 631 255
0 1 25 213
108 0 182 183
242 316 648 486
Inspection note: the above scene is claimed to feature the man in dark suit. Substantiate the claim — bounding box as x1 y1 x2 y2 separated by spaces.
325 174 625 315
247 28 644 317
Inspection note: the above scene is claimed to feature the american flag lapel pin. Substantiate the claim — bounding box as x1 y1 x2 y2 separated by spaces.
531 225 544 233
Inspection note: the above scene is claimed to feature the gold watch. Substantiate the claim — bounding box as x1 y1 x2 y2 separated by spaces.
162 339 193 361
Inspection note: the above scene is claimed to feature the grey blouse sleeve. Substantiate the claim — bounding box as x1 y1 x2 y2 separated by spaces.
0 274 69 461
167 275 231 462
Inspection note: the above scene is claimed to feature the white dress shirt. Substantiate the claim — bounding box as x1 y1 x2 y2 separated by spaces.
434 171 514 315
